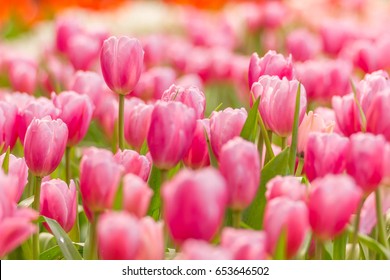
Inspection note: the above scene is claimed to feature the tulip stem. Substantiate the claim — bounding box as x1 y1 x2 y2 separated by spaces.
257 130 264 170
314 238 323 260
65 146 71 184
32 176 42 260
295 157 304 177
232 210 242 229
118 94 125 151
349 198 365 259
281 137 287 150
375 188 389 249
86 213 99 260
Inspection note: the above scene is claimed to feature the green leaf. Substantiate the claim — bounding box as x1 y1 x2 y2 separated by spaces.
43 217 83 260
350 79 367 132
147 165 163 220
40 244 84 260
1 146 10 174
296 232 312 260
18 195 34 208
242 147 290 229
240 97 259 143
113 179 123 211
333 231 348 260
205 128 218 168
288 83 301 175
274 228 287 260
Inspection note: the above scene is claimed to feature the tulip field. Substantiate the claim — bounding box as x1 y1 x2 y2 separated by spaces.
1 0 390 261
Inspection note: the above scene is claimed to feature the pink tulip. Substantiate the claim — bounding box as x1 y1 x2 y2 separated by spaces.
219 137 260 210
252 75 307 137
0 154 28 203
94 93 118 138
314 107 340 134
366 89 390 141
147 101 196 170
382 144 390 185
309 174 362 240
100 36 144 95
248 50 294 89
178 240 233 260
135 217 164 260
261 1 288 29
320 19 357 55
124 103 153 152
98 211 140 260
66 33 102 71
24 117 68 177
183 119 210 169
332 93 363 137
266 176 307 202
161 84 206 119
122 174 152 218
210 107 247 159
0 101 18 151
40 179 77 233
53 91 94 146
344 40 380 73
8 59 37 95
55 17 81 53
176 74 204 91
162 168 227 244
304 133 349 181
346 132 386 193
264 197 309 259
79 148 123 219
286 29 321 62
0 191 38 258
221 228 268 260
114 149 151 181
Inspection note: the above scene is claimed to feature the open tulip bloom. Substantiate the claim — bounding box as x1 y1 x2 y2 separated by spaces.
1 0 390 262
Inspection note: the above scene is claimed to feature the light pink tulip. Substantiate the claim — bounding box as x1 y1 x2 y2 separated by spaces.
320 19 358 55
178 240 233 260
219 137 260 210
8 59 37 95
162 168 227 244
344 40 380 73
40 179 77 233
94 93 119 138
183 119 210 169
0 101 18 151
309 174 362 240
135 217 164 260
55 17 81 53
98 211 140 260
0 154 28 203
304 132 349 181
66 33 102 71
122 174 152 218
176 74 204 91
24 117 68 177
252 75 307 137
286 29 321 62
332 93 363 137
261 1 288 29
266 176 307 202
221 228 268 260
114 149 151 181
264 197 309 259
210 107 247 159
147 101 196 170
100 36 144 95
53 91 94 146
366 89 390 141
346 133 386 193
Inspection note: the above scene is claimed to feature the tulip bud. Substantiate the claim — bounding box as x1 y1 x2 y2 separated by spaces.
366 89 390 141
332 93 363 137
147 102 196 170
286 29 321 62
122 174 152 218
40 179 77 233
309 174 362 240
97 211 140 260
135 217 164 260
210 107 247 159
304 133 349 181
114 149 151 181
0 101 18 151
162 168 227 244
8 59 37 95
66 33 101 71
0 154 28 203
100 36 144 95
183 119 210 169
266 176 307 202
219 137 260 210
24 117 68 177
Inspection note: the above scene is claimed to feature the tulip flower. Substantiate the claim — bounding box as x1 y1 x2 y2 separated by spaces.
183 119 210 169
122 174 153 218
162 168 227 244
0 101 18 151
309 174 362 240
114 149 151 181
40 179 77 233
8 58 37 95
332 93 363 136
66 33 102 71
366 89 390 141
178 240 233 260
0 154 28 203
147 101 196 170
135 217 164 260
286 29 321 62
266 176 307 202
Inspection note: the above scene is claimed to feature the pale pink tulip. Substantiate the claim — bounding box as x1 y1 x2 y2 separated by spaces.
114 149 151 181
0 154 28 203
266 176 307 202
135 217 164 260
122 174 152 218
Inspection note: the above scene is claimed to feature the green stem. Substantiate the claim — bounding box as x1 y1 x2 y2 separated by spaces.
32 176 42 260
295 157 304 177
350 198 365 259
375 188 389 249
65 146 71 184
86 213 99 260
118 94 125 151
257 113 274 165
315 238 323 260
281 137 287 150
232 210 242 229
257 130 264 170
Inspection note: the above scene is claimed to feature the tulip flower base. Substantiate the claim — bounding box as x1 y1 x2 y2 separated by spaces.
1 0 390 262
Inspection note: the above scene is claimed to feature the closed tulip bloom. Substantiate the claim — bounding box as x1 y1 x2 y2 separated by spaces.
183 119 210 169
98 211 140 260
161 84 206 119
147 102 196 170
8 59 37 95
40 179 77 233
266 176 307 202
0 154 28 203
346 133 386 193
66 33 102 71
55 17 81 53
366 90 390 141
114 150 151 181
178 240 233 260
252 76 307 137
79 148 123 218
248 50 294 89
219 137 260 210
162 168 228 244
210 108 247 159
100 36 144 95
53 91 94 146
382 144 390 185
24 117 68 177
221 228 268 260
309 174 362 240
122 174 153 218
286 29 321 62
332 93 363 137
0 101 18 150
135 217 164 260
264 197 309 259
124 103 153 152
304 133 349 181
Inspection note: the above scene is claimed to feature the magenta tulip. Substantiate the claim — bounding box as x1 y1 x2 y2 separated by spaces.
0 154 28 203
332 93 363 137
114 149 151 181
122 174 153 218
366 89 390 141
183 119 210 169
0 101 18 151
266 176 307 202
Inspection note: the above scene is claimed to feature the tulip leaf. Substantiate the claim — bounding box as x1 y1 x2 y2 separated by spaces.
40 244 84 260
274 228 287 260
288 83 301 175
333 231 348 260
242 147 290 229
18 195 34 208
1 146 10 174
43 217 83 260
296 232 312 260
113 179 123 211
147 165 163 220
240 97 259 143
204 128 219 168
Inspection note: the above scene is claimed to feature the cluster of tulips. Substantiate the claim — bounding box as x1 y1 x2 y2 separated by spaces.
1 0 390 260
